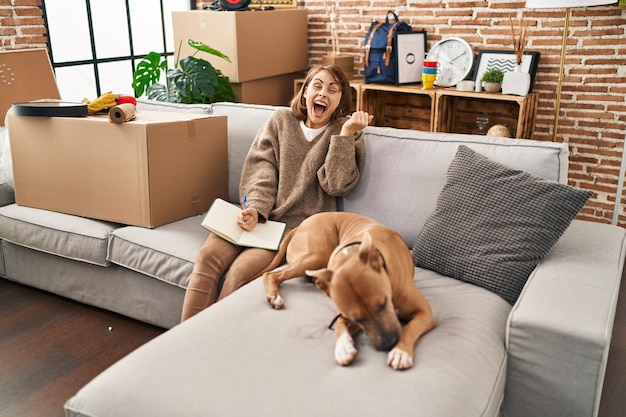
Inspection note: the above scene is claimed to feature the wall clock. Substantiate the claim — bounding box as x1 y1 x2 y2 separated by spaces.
426 37 474 87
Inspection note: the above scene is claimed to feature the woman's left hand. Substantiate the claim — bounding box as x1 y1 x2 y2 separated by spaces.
340 111 374 137
238 207 259 231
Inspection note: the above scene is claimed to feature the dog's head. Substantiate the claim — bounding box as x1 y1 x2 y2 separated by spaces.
306 231 402 351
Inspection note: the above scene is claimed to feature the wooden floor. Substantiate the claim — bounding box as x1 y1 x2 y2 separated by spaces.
0 280 165 417
0 275 624 417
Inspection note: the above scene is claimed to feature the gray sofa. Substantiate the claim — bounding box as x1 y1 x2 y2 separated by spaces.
0 101 623 417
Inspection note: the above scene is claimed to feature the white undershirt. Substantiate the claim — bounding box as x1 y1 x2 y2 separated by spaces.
300 121 328 142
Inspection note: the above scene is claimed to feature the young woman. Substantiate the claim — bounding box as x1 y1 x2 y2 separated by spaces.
181 65 372 321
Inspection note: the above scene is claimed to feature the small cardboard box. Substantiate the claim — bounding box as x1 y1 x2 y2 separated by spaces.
172 9 308 83
0 48 61 126
233 71 304 106
8 111 228 228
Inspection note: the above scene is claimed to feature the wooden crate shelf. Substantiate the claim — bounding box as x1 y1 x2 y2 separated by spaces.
359 84 436 132
433 89 539 139
292 79 538 139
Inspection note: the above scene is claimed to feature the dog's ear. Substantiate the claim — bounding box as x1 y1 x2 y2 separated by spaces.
359 232 383 273
307 268 332 294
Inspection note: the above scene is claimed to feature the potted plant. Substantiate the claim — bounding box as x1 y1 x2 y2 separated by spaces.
132 39 236 104
480 68 504 93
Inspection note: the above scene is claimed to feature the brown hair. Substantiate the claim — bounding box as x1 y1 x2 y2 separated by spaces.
290 65 352 122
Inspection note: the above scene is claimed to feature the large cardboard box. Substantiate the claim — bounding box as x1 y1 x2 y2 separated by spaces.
172 9 308 83
0 48 61 126
233 71 304 106
7 111 228 228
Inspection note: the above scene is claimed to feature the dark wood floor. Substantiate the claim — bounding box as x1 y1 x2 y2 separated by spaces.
1 274 624 417
0 280 165 417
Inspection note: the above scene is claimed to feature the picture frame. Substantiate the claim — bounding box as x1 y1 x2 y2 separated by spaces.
395 31 427 84
474 50 540 92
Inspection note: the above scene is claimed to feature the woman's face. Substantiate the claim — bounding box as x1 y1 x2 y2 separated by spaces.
302 69 343 129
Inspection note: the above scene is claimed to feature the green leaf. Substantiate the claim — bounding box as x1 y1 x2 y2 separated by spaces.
132 52 166 97
187 39 232 63
214 75 236 102
146 83 181 103
171 56 219 103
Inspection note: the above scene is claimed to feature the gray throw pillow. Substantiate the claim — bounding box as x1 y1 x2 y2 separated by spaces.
411 145 592 304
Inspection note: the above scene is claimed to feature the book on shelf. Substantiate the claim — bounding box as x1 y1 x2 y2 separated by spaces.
201 198 286 251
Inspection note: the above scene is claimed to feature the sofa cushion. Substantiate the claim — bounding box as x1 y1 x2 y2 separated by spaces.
107 215 210 288
0 204 119 266
411 146 592 304
341 126 570 247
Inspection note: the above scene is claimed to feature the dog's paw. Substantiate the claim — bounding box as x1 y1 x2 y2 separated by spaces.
335 331 357 366
386 348 413 370
266 294 284 310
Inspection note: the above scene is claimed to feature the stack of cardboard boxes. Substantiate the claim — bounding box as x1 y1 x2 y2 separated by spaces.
172 8 309 106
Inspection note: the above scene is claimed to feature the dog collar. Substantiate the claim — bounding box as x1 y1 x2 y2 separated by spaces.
338 241 388 272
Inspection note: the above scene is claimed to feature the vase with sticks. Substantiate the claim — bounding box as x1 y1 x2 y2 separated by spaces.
320 0 354 78
502 12 531 96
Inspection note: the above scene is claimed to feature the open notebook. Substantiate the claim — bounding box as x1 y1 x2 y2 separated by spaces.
201 198 286 250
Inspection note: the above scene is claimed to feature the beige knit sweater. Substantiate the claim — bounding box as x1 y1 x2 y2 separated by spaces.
239 108 366 230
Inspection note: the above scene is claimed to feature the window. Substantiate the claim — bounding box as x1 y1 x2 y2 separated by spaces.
42 0 191 101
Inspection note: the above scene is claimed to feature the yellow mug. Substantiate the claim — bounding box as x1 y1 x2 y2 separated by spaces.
422 73 437 89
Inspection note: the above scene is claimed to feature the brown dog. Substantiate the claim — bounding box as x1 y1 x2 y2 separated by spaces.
260 212 435 370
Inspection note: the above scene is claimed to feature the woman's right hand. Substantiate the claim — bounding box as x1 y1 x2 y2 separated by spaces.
340 111 373 137
238 207 259 231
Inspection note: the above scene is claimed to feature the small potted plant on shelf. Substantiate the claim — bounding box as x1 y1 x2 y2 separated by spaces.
481 68 505 93
132 39 236 104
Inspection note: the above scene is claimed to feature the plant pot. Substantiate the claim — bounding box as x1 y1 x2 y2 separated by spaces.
502 65 531 96
483 82 501 93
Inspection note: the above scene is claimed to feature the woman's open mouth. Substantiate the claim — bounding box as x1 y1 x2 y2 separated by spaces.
313 101 327 116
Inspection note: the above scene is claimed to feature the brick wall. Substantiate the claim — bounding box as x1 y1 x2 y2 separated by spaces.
0 0 46 49
2 0 626 226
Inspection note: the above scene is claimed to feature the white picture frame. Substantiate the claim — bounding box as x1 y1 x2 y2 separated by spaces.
395 31 427 84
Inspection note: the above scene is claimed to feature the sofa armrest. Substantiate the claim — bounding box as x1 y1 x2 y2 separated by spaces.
502 220 626 417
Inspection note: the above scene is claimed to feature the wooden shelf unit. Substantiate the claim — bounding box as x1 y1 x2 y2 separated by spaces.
293 79 538 139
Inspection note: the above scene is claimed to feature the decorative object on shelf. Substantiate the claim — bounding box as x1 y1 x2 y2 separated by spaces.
487 124 512 138
502 12 532 96
474 50 540 93
321 0 354 78
456 80 475 92
525 0 614 143
132 39 235 104
473 116 490 135
422 60 439 89
364 11 412 85
396 31 428 84
426 37 474 87
481 68 504 93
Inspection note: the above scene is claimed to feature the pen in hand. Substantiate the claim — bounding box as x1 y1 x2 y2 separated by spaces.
243 194 247 210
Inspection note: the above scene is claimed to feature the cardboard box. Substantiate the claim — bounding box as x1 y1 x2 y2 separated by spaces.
8 111 228 228
0 48 61 126
233 71 304 106
172 9 308 83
